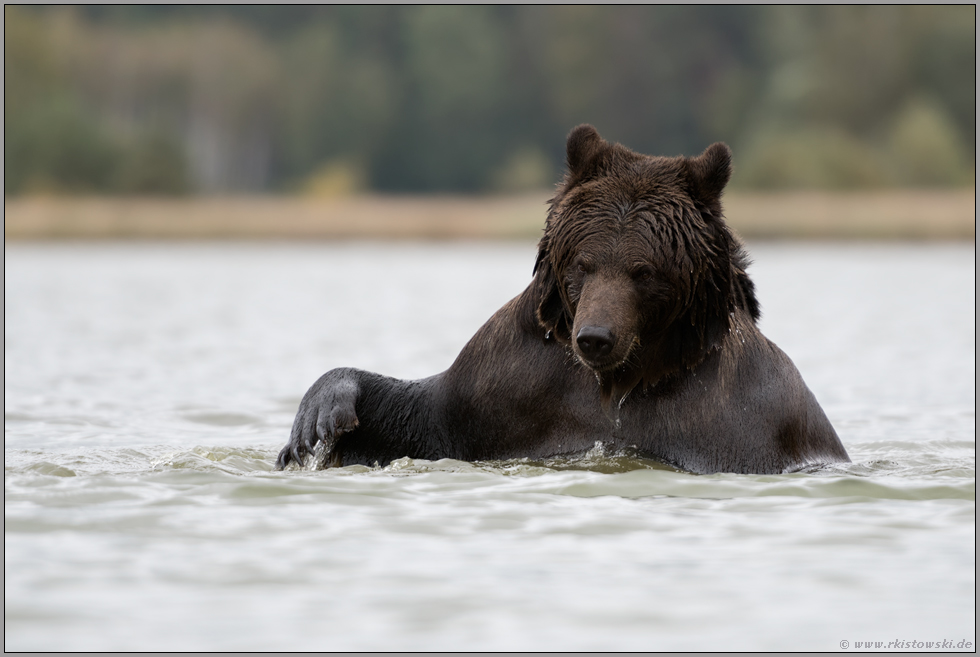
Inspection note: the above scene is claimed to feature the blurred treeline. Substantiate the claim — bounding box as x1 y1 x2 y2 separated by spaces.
5 5 975 195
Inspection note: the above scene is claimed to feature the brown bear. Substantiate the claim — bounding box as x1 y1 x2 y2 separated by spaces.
276 125 850 474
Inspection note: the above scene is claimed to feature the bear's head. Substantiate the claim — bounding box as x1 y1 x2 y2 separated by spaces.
533 124 760 418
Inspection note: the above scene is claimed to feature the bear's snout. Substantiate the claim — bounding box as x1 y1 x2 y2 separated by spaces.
570 273 639 371
576 325 615 361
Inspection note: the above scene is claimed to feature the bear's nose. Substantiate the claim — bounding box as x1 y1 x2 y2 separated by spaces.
576 326 615 360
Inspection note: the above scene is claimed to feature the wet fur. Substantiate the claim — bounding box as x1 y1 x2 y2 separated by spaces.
277 125 849 474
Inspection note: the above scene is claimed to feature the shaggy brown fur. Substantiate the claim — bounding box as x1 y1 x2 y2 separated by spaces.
276 125 849 474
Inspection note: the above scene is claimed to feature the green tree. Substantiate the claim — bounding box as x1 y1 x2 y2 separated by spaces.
4 5 975 194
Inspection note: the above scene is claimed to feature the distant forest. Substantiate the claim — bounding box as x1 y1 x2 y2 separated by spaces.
5 5 975 195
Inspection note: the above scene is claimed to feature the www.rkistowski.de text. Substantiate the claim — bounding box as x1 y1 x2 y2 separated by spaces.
841 639 973 650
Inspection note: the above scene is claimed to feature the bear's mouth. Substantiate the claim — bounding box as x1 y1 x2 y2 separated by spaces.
577 354 622 372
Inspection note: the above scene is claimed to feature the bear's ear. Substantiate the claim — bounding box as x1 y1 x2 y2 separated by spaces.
685 142 732 208
566 124 609 179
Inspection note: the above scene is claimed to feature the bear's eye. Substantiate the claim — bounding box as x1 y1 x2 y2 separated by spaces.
573 259 593 275
632 266 655 283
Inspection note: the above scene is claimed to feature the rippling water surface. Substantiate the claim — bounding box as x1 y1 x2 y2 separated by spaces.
5 241 975 651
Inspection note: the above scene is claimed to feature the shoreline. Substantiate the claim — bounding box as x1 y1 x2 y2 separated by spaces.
4 190 975 241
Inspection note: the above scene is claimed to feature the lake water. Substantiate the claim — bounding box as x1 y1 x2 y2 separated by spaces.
4 240 975 651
